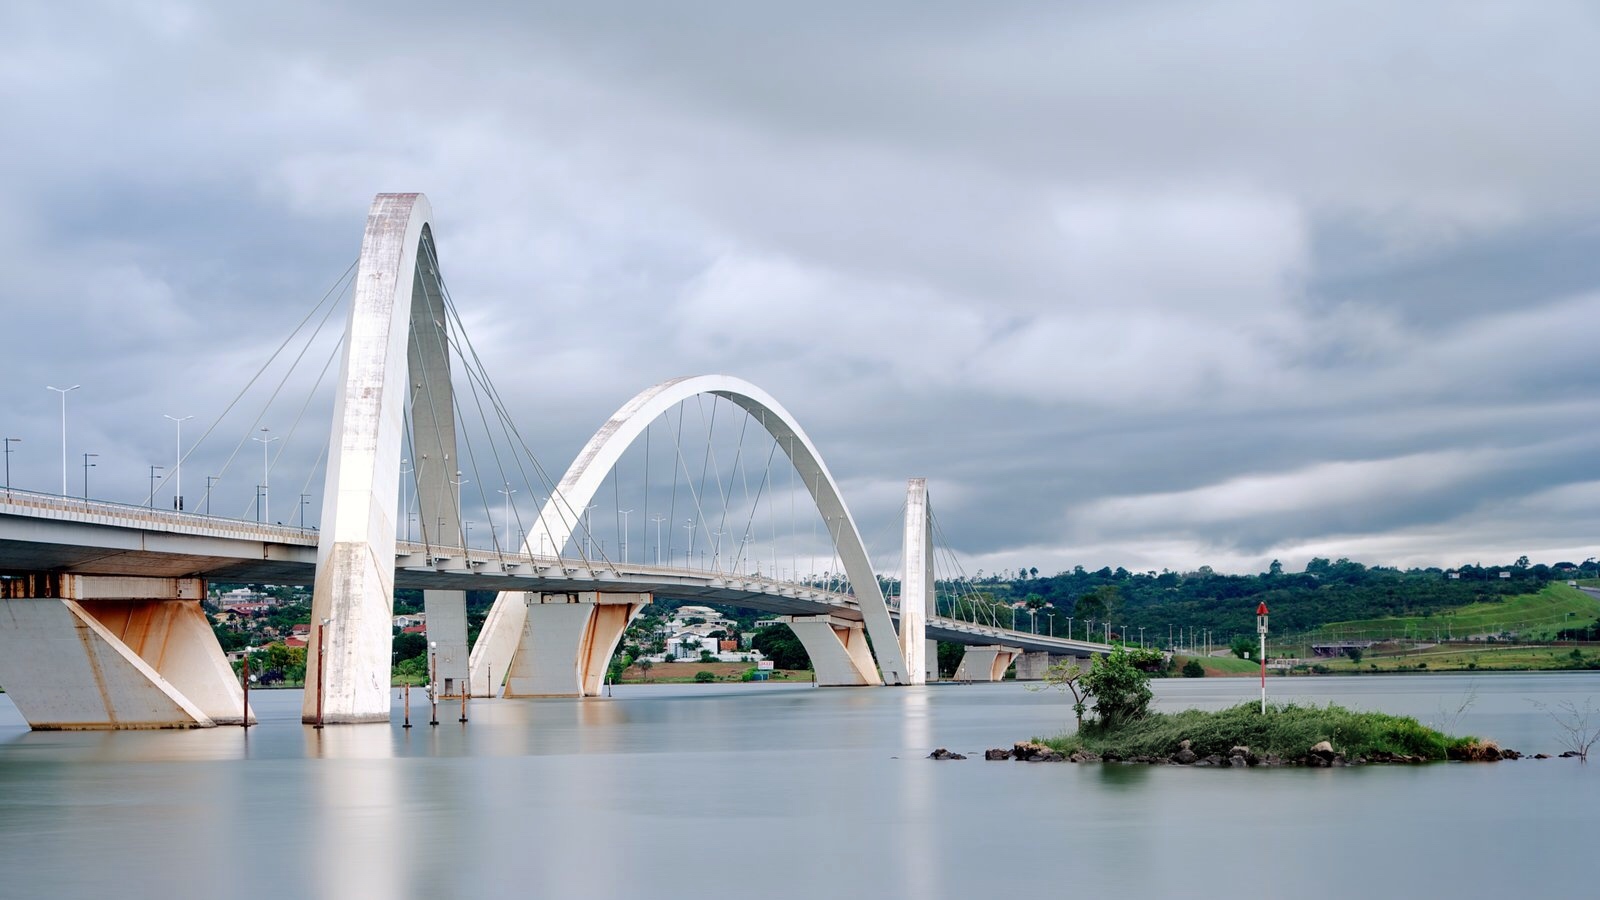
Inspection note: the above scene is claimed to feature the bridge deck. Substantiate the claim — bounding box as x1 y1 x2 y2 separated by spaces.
0 490 1109 654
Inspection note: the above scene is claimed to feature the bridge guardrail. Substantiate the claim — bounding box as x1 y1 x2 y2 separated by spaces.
0 487 317 544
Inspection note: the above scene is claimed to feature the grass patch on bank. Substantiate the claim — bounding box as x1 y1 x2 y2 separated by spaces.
1305 583 1600 643
1179 655 1262 675
1039 702 1473 761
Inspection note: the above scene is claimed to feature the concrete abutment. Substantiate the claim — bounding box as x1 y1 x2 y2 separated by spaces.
0 574 252 729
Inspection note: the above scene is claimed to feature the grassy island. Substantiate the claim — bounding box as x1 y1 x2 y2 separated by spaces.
1039 701 1474 763
1026 646 1490 764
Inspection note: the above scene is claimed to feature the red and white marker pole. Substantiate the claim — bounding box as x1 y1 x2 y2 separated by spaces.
1257 601 1269 713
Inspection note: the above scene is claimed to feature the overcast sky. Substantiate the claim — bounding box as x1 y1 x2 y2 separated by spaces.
2 1 1597 576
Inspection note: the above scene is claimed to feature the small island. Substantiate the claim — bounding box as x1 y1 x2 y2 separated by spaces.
986 646 1525 766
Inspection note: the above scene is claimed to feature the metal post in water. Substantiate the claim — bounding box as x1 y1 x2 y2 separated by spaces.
429 645 439 726
241 652 250 729
314 619 329 729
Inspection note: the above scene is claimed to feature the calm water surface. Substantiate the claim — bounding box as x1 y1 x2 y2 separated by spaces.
1 673 1595 899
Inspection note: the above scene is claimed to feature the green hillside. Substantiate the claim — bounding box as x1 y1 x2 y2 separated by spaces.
1300 584 1600 644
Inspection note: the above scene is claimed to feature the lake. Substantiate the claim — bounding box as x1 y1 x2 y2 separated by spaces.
0 673 1595 899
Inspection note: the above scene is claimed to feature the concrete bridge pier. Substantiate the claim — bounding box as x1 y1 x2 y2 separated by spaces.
1013 651 1054 681
502 592 649 697
0 573 252 729
780 615 884 686
953 644 1022 682
1013 652 1096 680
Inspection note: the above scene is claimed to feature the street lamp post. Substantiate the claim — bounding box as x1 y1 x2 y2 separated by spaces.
651 514 666 565
449 472 468 548
300 493 310 529
45 385 79 496
498 484 517 551
619 509 632 564
682 519 694 567
582 504 597 559
204 475 218 516
252 428 278 522
3 438 18 495
163 414 192 511
148 465 163 509
399 459 413 541
82 453 97 499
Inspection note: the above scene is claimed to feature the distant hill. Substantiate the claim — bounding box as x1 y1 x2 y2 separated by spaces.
942 558 1596 645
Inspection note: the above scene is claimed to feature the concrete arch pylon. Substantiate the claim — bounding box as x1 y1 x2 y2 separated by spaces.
305 192 462 724
469 375 914 690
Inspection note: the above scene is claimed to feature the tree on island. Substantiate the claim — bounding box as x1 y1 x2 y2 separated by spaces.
1039 645 1160 729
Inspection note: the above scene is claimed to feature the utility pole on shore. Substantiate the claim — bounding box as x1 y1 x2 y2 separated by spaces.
1257 601 1270 714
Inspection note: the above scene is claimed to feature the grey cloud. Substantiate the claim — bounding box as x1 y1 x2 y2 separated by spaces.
1 0 1596 572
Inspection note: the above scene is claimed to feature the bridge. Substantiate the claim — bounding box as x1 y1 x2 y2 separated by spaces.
0 193 1111 730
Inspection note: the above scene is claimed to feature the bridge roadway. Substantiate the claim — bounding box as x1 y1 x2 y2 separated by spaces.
0 489 1107 657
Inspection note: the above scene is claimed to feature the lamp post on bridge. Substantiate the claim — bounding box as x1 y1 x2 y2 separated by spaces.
498 485 517 552
163 414 192 511
3 437 19 496
147 465 163 509
651 514 666 565
619 508 632 564
581 504 597 560
449 472 469 549
45 384 79 496
399 459 413 541
682 519 694 568
252 428 277 521
204 475 218 516
82 453 96 500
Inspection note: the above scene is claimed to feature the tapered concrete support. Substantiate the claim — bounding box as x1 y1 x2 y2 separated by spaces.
423 589 469 697
953 645 1022 682
0 574 252 729
307 192 463 724
503 592 648 697
899 478 932 686
780 615 883 686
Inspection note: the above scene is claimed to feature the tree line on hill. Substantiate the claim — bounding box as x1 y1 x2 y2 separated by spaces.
950 556 1588 644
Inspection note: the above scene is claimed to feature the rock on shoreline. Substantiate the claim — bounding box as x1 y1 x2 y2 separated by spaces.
969 737 1531 766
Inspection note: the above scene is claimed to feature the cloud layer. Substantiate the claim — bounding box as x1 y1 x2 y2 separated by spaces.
2 1 1597 574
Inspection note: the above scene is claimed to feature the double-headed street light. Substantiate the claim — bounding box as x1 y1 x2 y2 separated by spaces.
45 385 80 496
164 414 192 511
252 428 278 521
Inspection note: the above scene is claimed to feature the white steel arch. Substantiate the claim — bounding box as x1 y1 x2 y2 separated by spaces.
470 375 914 688
305 192 461 723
